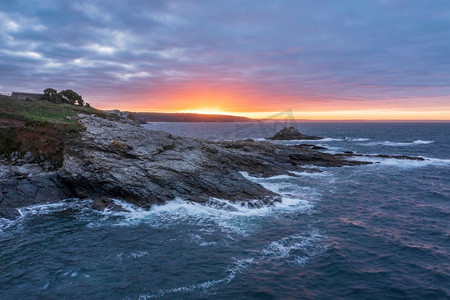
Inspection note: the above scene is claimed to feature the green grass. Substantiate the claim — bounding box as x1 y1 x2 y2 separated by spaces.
0 95 105 126
0 95 108 162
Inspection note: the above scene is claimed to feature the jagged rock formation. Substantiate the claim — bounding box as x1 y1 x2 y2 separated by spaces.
1 113 369 219
60 115 365 208
267 126 321 140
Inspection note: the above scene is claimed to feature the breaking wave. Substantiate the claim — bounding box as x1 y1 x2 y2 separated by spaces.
360 140 434 147
350 156 450 168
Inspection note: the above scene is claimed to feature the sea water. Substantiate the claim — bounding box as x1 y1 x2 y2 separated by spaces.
1 122 449 299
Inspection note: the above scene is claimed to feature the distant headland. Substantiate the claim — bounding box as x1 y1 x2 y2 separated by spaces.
133 112 254 122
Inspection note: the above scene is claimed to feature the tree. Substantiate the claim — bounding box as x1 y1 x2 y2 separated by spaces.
59 89 84 105
43 88 62 103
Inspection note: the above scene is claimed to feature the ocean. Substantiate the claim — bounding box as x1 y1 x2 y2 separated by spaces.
1 122 449 299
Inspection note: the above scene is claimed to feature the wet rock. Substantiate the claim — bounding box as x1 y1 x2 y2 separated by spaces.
0 172 72 219
293 144 327 150
267 126 321 140
91 197 127 212
0 207 21 220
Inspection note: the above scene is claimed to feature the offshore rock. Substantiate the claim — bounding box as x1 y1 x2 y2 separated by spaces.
267 126 321 140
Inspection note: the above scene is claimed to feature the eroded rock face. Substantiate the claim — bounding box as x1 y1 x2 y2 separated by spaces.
267 126 321 140
60 115 279 207
58 115 369 208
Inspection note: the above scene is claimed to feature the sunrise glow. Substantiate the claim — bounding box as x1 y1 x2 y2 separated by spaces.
2 1 450 121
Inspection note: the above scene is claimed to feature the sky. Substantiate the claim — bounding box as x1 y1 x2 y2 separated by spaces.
1 0 449 120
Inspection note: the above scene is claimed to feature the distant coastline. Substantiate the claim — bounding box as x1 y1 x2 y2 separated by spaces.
134 112 255 122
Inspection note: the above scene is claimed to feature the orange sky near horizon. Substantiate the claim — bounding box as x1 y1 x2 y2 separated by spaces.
93 86 450 121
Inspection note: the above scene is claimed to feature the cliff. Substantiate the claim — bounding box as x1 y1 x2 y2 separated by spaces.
1 100 369 219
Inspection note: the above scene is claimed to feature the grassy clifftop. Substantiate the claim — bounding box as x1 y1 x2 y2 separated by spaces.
0 95 104 126
0 95 105 168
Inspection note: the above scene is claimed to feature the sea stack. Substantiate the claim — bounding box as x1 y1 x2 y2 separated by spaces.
267 126 321 140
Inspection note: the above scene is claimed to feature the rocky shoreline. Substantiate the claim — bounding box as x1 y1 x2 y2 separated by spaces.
0 113 421 219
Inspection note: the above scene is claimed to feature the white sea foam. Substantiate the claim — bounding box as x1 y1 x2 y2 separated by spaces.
346 137 370 142
290 170 330 177
0 217 15 234
138 258 254 299
0 199 92 234
17 199 92 217
351 156 450 168
320 137 344 142
81 171 320 232
360 140 434 147
130 251 149 259
262 229 325 266
93 193 313 236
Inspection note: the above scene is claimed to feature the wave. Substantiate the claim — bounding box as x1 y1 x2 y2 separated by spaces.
262 229 325 266
0 170 326 240
346 137 370 142
0 172 318 235
318 138 343 142
70 171 319 233
351 156 450 168
16 199 92 217
318 137 370 142
0 199 92 234
360 140 434 147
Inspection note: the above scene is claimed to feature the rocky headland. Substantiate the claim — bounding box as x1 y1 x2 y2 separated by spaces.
0 111 372 219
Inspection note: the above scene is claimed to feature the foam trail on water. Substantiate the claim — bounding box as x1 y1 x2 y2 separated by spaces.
360 140 434 147
137 229 325 298
16 199 92 218
138 258 254 299
350 156 450 168
346 137 370 142
319 137 344 142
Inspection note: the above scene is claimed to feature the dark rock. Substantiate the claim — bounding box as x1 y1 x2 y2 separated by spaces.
91 197 127 212
0 207 21 220
267 126 321 140
311 145 327 150
292 144 327 150
0 172 73 219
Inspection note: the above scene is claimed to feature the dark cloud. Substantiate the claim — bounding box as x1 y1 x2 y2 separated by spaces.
0 0 449 110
